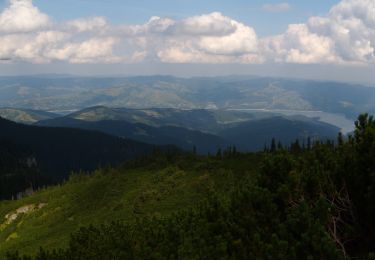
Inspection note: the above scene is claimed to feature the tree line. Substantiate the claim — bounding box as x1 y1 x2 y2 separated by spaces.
5 114 375 259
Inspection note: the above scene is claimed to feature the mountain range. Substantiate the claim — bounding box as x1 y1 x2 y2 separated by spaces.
0 75 359 200
0 108 58 124
0 116 160 199
36 106 339 152
0 104 341 199
0 75 374 119
0 75 373 258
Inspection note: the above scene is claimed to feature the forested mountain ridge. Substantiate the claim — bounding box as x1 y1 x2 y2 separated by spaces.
0 141 43 200
0 108 58 124
0 105 346 201
38 106 340 152
0 117 160 199
220 116 339 151
38 106 256 133
37 116 230 154
1 114 375 259
0 76 374 119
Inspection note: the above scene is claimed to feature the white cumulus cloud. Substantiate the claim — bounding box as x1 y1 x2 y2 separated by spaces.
311 0 375 63
264 0 375 64
0 0 122 63
0 0 50 33
169 12 237 36
261 24 337 64
0 0 375 65
142 12 259 63
66 17 108 33
44 37 121 64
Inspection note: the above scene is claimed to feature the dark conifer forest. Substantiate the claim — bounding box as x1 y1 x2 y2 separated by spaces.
0 116 161 200
2 114 375 259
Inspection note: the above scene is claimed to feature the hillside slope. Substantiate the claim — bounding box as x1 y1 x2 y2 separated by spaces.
2 113 375 258
220 116 339 151
55 106 256 133
38 106 339 153
0 154 261 256
0 141 43 200
0 76 374 118
0 117 156 181
0 108 58 124
37 117 229 154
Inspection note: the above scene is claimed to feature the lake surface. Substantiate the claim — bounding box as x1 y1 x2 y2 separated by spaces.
228 108 355 134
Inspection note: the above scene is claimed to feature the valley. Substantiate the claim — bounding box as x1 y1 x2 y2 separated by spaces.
0 76 373 120
0 75 374 259
1 0 375 257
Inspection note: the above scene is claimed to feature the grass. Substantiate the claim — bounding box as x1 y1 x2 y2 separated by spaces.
0 154 261 257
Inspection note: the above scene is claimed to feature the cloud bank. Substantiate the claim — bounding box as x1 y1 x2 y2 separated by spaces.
0 0 374 65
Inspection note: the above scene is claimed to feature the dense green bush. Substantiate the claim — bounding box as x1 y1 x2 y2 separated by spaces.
6 114 375 259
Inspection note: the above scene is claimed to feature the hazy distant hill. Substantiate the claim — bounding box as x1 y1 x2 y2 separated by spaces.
37 106 339 152
37 117 229 154
0 76 374 119
64 106 256 133
0 108 58 124
220 116 339 151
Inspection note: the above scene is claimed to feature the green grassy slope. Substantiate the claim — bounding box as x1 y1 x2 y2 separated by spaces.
0 154 261 256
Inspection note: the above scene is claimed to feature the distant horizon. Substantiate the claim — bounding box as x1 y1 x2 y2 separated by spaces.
0 72 374 88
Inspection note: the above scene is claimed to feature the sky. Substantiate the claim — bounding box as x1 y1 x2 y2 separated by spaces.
0 0 375 84
29 0 339 37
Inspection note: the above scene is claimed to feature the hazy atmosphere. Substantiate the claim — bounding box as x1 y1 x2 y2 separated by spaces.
1 1 375 259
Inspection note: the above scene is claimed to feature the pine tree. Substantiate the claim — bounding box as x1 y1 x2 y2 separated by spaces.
270 138 276 153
